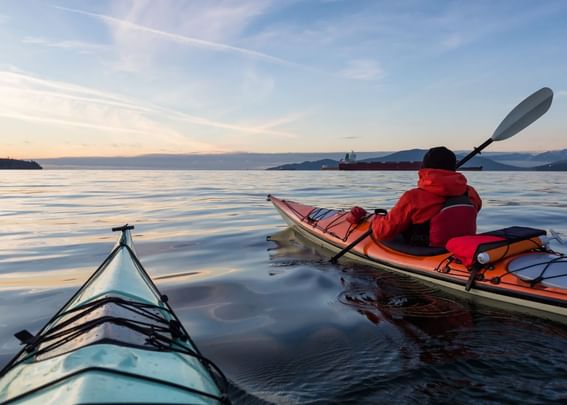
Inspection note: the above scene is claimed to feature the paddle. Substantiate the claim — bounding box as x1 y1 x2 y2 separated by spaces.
329 87 554 264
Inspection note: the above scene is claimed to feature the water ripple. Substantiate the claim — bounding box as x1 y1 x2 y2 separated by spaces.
0 170 566 403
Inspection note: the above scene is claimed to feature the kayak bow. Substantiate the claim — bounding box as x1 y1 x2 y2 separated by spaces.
0 225 229 404
269 195 567 323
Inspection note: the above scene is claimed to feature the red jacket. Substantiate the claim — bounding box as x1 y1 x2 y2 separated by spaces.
371 169 482 241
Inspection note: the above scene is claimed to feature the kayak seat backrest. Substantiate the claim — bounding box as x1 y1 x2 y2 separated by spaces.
381 237 448 256
429 194 477 247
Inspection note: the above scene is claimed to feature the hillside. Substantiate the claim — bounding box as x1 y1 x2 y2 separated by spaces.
534 159 567 171
361 150 520 170
266 150 523 171
454 156 520 171
483 149 567 166
33 150 567 170
38 152 383 170
361 149 427 162
267 159 338 170
532 149 567 162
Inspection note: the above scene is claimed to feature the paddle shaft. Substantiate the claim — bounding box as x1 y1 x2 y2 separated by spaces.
457 138 493 168
330 228 372 263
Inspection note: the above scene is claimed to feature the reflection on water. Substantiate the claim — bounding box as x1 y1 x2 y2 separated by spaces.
1 170 566 403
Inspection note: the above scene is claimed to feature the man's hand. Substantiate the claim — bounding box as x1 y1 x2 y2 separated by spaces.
346 206 368 224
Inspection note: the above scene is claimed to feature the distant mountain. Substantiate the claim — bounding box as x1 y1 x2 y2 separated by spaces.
267 159 338 170
454 156 521 171
478 150 567 169
534 159 567 171
355 149 520 170
483 149 567 163
484 152 537 161
361 149 427 162
38 152 384 170
0 158 42 169
532 149 567 162
265 150 523 171
33 150 567 170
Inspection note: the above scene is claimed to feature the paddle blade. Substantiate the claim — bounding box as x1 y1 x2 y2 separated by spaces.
491 87 553 141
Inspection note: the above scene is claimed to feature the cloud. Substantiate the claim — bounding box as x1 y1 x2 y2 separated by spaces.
339 59 383 81
250 111 310 133
53 4 296 67
0 14 10 23
441 33 464 50
149 0 273 43
0 70 303 156
241 69 275 102
434 1 567 52
0 111 150 135
22 37 108 54
558 90 567 97
7 86 150 113
0 71 206 151
0 71 148 110
163 108 299 138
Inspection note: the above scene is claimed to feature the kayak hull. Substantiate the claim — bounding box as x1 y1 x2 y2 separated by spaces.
269 195 567 322
0 227 227 404
1 345 219 404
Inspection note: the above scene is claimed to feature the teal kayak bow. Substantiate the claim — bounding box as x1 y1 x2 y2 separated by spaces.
0 225 229 404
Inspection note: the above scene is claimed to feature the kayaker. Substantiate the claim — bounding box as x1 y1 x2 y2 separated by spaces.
347 146 482 247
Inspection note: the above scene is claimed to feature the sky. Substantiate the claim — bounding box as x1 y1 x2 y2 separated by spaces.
1 0 566 159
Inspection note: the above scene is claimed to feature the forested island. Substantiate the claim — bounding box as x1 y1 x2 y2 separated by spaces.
0 158 42 170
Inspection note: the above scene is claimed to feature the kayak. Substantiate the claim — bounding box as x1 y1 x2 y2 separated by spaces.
0 225 229 404
268 195 567 322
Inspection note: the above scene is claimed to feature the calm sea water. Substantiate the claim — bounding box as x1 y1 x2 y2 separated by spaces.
1 170 566 403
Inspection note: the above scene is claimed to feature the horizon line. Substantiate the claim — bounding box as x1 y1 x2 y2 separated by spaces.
7 147 562 161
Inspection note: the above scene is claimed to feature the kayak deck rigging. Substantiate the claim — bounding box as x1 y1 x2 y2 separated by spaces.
12 296 205 364
0 225 230 404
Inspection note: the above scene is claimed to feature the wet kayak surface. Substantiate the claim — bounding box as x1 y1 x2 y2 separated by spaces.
1 170 566 403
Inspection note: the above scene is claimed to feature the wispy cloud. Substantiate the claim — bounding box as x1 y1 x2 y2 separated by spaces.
22 37 108 54
53 5 296 66
0 111 149 135
251 111 310 132
441 33 464 50
5 86 150 113
0 14 10 24
435 1 567 51
0 70 303 156
1 70 146 109
0 71 204 152
162 108 299 138
558 90 567 97
339 59 383 81
143 0 273 43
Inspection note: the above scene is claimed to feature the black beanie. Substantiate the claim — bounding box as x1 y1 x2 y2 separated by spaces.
422 147 456 171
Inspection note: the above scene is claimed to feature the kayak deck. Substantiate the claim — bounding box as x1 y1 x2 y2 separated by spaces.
0 225 229 404
269 195 567 321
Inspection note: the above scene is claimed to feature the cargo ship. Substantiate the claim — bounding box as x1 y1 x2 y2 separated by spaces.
337 152 482 171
